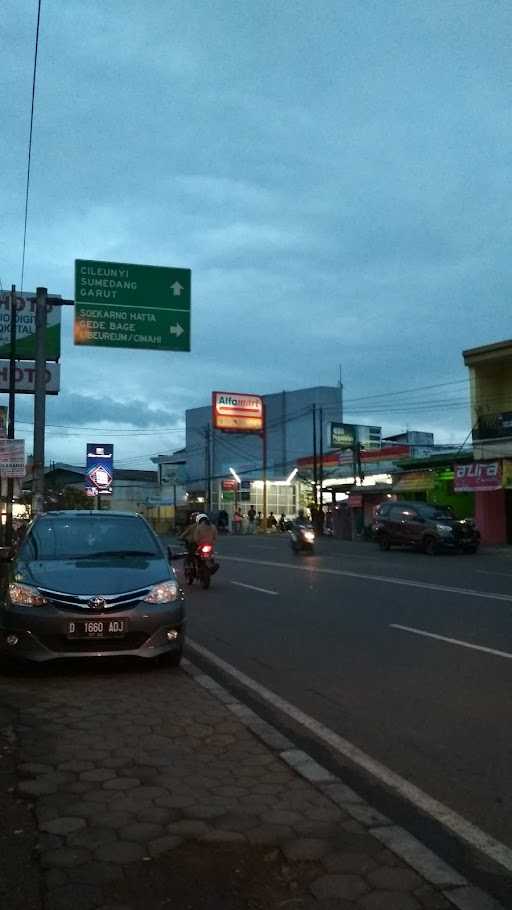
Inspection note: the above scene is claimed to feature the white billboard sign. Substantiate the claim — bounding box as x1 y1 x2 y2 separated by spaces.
0 361 60 394
0 439 26 477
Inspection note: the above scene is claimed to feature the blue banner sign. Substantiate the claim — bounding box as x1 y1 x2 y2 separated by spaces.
86 443 114 496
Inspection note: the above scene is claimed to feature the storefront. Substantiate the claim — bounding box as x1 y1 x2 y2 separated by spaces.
454 460 512 545
392 455 475 519
302 444 413 540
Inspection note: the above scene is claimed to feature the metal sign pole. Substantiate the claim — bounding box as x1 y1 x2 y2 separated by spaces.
5 285 17 546
31 287 47 517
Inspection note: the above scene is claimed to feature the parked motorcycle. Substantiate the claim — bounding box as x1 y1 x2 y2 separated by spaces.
184 543 219 589
289 524 315 554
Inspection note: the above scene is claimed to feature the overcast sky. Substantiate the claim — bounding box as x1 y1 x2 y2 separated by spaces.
2 0 511 468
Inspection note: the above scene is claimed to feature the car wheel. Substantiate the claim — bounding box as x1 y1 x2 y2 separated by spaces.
424 536 438 556
158 648 183 668
378 533 391 551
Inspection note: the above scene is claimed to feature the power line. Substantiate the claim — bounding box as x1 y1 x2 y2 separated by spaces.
342 378 469 405
20 0 42 292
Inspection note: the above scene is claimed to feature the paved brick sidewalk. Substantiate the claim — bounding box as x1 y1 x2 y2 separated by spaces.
0 660 502 910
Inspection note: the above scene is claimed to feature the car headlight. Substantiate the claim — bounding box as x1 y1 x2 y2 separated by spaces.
436 524 453 536
304 531 315 542
143 580 178 604
8 583 47 607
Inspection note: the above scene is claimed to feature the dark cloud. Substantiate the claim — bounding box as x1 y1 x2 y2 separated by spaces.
2 1 512 464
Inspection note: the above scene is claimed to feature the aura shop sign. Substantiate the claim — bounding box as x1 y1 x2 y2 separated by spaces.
212 392 264 433
454 461 501 492
86 444 114 496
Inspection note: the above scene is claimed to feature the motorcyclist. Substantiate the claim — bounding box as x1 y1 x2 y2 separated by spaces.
194 513 218 548
179 512 198 555
295 509 310 527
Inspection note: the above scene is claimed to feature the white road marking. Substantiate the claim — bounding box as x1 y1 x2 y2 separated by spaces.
390 624 512 660
476 568 512 579
188 637 512 876
231 581 278 596
221 554 512 603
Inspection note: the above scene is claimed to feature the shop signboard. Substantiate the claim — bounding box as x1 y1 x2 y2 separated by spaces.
212 391 264 433
330 422 356 449
0 361 60 394
85 443 114 496
222 479 236 491
0 439 26 477
0 293 61 360
393 470 435 492
454 461 501 492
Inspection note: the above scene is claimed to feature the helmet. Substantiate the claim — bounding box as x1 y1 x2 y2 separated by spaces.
195 513 208 524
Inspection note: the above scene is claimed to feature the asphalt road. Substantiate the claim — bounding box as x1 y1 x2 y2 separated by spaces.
182 533 512 861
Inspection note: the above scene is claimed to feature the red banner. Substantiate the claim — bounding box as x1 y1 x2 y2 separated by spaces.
454 462 501 492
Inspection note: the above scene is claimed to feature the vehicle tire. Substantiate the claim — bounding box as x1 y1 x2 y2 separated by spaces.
424 536 438 556
158 648 183 668
378 534 391 552
199 568 211 590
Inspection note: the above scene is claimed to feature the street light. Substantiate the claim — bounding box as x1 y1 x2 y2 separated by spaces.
229 467 241 485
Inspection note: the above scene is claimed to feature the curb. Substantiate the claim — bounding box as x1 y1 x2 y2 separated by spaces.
182 657 506 910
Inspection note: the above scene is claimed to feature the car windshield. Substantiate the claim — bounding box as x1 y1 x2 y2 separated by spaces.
418 505 455 521
20 514 162 561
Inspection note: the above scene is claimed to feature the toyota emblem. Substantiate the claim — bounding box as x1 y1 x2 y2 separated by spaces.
88 596 106 611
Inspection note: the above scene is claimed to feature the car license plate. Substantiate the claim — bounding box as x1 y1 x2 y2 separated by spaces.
66 620 127 638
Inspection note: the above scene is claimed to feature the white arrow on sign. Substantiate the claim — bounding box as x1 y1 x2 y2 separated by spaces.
170 323 184 338
170 281 183 296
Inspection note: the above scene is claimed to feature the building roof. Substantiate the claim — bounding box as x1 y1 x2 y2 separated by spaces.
463 339 512 365
395 451 473 470
25 463 158 484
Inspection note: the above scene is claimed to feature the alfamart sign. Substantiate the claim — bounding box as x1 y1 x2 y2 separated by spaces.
212 391 264 433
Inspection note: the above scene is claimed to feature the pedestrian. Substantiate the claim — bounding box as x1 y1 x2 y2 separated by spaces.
232 509 242 535
278 512 287 532
256 511 262 529
247 504 257 534
268 512 278 531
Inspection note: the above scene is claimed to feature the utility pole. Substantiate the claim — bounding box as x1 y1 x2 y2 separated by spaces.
204 424 211 512
5 285 17 546
31 287 47 517
312 403 318 508
338 363 343 422
318 406 324 522
261 401 267 530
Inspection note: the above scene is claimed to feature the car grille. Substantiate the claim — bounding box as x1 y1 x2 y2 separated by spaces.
39 633 150 653
37 587 151 612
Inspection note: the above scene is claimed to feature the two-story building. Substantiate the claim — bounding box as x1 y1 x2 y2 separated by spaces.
463 339 512 544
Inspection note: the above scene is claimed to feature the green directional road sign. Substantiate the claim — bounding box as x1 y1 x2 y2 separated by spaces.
74 259 191 352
